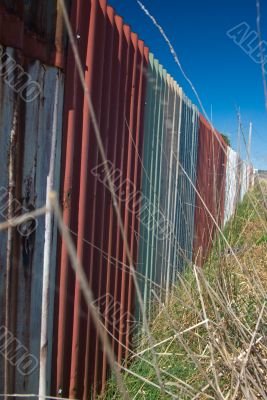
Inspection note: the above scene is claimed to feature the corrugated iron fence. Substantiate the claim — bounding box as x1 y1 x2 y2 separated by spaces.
0 0 254 398
52 1 148 397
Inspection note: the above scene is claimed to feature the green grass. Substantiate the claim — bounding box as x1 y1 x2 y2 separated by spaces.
256 235 267 245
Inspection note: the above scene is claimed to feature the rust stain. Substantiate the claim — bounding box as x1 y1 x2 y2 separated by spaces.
0 2 65 68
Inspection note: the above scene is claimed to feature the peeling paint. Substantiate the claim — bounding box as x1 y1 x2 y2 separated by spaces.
0 47 64 395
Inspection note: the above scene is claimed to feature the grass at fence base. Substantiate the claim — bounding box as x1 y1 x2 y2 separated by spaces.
101 181 267 399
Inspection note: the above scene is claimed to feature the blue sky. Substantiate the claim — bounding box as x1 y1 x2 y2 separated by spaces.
108 0 267 169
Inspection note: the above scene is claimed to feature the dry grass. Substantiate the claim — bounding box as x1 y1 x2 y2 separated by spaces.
103 180 267 399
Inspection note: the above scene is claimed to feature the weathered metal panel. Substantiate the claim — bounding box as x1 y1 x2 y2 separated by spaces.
169 83 182 285
69 0 107 396
174 93 199 271
137 52 154 321
160 73 174 295
124 40 148 362
0 46 63 395
137 58 199 314
146 57 160 317
137 67 165 305
99 12 124 390
148 59 164 316
137 55 160 320
193 116 227 266
116 29 138 365
0 0 70 67
52 1 148 397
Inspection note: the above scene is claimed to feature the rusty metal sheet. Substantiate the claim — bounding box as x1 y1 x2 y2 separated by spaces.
52 1 149 398
124 40 148 362
0 46 64 395
116 29 138 366
99 12 124 392
89 5 115 397
0 0 69 67
193 115 227 266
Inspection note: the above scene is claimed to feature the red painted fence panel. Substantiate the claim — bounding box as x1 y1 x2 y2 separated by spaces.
51 1 148 397
193 115 227 266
